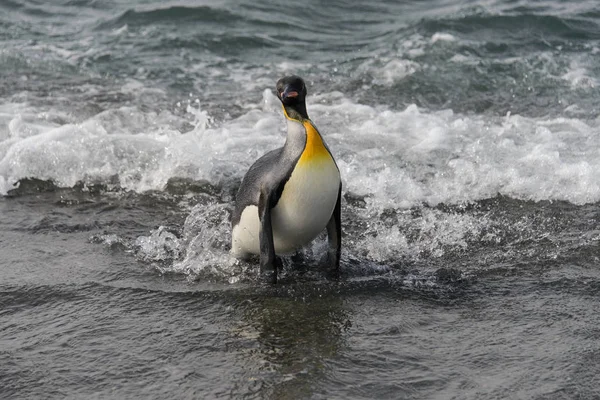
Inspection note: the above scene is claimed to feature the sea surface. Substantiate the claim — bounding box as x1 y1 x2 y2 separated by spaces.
2 0 600 398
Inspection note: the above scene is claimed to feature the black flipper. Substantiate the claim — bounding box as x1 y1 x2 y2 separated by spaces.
326 182 342 276
258 188 280 284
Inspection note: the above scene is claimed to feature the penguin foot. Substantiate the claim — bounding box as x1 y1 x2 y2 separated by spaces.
259 256 283 284
326 254 341 280
327 267 341 281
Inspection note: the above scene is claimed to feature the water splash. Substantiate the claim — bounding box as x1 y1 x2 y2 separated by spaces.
135 226 182 263
167 202 252 283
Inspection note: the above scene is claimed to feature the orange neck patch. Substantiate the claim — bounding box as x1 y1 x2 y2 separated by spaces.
282 105 331 165
298 121 331 165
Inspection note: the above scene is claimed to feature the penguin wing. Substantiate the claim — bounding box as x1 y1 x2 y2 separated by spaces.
232 147 300 227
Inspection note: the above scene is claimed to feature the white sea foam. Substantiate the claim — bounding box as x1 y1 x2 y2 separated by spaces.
1 90 600 206
377 59 421 85
361 208 491 262
431 32 456 43
561 59 598 89
169 202 250 282
448 54 477 64
355 57 420 85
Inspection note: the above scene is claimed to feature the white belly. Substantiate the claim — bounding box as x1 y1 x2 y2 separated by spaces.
231 156 340 257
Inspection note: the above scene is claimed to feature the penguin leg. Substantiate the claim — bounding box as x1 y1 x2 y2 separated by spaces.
326 183 342 276
258 188 280 284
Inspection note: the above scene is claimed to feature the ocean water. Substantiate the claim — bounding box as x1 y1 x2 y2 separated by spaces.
2 0 600 398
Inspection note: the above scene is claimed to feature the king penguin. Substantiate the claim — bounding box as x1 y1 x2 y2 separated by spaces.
231 75 342 283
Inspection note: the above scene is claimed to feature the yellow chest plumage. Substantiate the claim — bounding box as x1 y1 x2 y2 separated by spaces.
297 120 332 165
269 117 340 253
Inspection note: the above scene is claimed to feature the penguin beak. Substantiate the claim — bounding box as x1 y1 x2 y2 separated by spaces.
281 87 299 100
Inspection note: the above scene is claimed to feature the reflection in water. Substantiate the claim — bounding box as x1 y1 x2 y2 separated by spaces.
227 289 352 398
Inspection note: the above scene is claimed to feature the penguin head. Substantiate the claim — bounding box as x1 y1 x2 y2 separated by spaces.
276 75 307 105
276 75 309 120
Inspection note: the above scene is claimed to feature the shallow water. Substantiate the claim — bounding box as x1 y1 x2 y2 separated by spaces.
2 0 600 398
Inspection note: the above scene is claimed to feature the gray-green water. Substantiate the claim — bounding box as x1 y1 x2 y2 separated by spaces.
2 0 600 398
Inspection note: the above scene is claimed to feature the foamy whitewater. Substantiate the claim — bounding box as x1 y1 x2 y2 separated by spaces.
2 89 600 203
2 83 600 277
2 1 600 398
